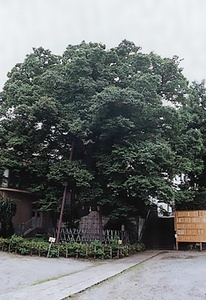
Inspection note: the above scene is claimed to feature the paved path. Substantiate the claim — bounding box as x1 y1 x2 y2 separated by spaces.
72 250 206 300
0 250 160 300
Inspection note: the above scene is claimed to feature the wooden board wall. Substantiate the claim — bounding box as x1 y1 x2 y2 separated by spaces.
175 210 206 244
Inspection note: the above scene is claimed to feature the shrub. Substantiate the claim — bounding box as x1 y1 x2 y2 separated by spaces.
0 199 16 238
131 242 146 253
0 235 145 259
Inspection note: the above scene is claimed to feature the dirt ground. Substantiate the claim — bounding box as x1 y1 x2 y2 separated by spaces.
0 251 96 295
1 250 206 299
73 251 206 300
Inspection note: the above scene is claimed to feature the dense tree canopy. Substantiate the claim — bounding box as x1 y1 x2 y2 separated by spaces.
175 81 206 210
0 40 204 222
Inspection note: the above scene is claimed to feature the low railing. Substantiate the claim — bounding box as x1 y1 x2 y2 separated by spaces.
49 227 129 244
15 217 41 236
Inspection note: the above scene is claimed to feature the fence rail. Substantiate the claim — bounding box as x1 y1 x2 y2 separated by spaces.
49 227 129 244
14 217 41 236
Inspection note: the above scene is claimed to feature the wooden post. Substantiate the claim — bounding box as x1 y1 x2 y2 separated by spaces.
176 241 179 251
56 184 68 243
56 139 75 243
98 206 103 242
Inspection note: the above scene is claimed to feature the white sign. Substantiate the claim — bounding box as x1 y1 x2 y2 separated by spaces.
49 237 56 243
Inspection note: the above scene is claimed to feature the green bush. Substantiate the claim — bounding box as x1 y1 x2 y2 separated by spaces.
0 199 16 238
0 235 145 259
131 242 146 253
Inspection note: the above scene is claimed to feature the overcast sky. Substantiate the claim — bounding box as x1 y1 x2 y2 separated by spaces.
0 0 206 91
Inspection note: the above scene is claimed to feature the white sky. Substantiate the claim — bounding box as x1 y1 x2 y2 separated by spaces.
0 0 206 91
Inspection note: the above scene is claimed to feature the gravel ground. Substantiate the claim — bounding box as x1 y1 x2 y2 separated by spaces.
1 250 206 300
0 251 96 296
72 251 206 300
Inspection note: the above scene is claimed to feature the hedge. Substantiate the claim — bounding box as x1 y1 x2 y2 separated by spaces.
0 235 145 259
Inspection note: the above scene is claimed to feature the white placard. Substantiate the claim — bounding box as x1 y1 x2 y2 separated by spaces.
49 237 56 243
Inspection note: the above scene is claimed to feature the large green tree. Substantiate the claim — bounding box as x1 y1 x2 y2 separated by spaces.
174 81 206 210
0 40 202 222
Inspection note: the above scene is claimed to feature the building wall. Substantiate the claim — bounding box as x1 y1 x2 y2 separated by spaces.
0 189 34 225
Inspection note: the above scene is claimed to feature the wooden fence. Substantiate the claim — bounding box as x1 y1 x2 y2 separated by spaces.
175 210 206 250
49 228 129 244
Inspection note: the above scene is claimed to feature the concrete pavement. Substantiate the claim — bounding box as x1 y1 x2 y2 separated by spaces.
0 250 160 300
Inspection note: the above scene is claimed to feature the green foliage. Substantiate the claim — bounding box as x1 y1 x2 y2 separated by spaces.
0 235 144 259
131 242 146 252
0 39 204 216
0 199 16 238
174 81 206 210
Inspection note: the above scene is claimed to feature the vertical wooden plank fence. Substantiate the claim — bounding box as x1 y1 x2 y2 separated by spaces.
175 210 206 250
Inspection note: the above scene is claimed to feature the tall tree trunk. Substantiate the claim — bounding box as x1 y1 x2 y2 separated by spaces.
56 139 75 243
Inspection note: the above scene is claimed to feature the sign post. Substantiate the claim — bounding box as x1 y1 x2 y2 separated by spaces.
47 237 56 258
